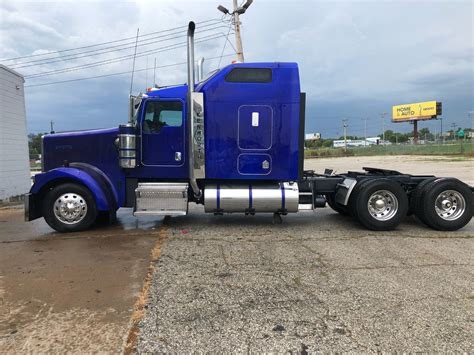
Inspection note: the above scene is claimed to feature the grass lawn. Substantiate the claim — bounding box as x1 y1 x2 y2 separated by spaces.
305 142 474 158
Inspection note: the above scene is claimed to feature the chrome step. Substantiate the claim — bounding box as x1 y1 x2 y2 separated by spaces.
134 182 188 216
298 203 314 211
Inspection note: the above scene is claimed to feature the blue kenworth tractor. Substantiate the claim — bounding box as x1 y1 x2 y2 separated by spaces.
25 22 473 233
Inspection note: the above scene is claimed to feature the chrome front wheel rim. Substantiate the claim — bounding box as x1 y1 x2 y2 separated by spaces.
434 190 465 221
53 193 88 224
367 190 398 221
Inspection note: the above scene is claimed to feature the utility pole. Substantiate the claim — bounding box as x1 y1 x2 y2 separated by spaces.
451 122 457 141
50 120 55 134
380 112 387 145
343 119 348 152
469 111 474 141
440 116 443 144
218 0 253 62
363 117 368 147
233 0 244 62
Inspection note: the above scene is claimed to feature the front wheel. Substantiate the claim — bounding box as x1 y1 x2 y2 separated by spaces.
42 183 97 233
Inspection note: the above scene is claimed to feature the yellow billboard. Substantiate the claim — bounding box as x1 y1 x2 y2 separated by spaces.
392 101 441 122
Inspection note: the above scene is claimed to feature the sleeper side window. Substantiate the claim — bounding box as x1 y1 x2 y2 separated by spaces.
143 101 183 133
225 68 272 83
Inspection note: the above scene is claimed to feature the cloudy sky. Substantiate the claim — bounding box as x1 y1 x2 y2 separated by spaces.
1 0 472 138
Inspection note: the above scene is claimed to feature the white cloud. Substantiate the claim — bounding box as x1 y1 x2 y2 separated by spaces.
0 0 471 134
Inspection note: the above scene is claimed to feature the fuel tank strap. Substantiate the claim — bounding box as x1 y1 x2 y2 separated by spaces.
249 184 253 210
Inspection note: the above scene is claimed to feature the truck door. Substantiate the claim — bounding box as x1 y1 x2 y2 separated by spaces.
140 99 185 167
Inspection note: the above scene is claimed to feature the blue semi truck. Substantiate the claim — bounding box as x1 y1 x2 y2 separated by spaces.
25 22 473 233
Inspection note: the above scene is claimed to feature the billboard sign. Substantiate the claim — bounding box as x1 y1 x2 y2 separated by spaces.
392 101 441 122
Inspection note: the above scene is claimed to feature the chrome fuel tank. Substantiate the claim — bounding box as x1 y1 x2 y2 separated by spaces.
204 182 299 213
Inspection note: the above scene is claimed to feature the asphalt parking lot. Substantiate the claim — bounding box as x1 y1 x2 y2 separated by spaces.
0 156 473 352
136 205 473 352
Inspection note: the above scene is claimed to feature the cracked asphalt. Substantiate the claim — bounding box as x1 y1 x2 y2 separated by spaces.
136 207 473 352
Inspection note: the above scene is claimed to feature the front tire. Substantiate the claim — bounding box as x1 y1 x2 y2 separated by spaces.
42 183 97 233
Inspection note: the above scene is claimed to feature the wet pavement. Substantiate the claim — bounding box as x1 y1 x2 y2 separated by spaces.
0 207 166 353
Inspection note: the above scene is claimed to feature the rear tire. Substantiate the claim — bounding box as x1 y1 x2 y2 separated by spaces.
417 178 473 231
43 183 97 233
348 179 372 221
409 177 437 220
351 179 408 231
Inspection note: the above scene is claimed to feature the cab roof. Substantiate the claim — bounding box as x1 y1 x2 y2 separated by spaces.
144 62 298 100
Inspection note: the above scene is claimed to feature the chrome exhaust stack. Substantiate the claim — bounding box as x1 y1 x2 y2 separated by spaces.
186 21 202 199
197 57 205 81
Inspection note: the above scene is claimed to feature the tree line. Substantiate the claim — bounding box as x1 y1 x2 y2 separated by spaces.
305 127 472 149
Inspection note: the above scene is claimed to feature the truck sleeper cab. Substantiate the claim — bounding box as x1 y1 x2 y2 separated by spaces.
24 22 473 233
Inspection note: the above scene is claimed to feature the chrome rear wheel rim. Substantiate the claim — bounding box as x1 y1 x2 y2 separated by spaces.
53 193 88 224
434 190 465 221
367 190 398 221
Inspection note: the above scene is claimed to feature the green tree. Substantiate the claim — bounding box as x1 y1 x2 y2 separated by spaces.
419 128 434 141
383 130 396 143
28 133 46 159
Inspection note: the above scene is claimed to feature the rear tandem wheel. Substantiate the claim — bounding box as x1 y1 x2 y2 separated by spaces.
349 179 408 231
414 178 473 231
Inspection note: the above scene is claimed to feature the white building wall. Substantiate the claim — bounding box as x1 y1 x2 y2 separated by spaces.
0 65 30 201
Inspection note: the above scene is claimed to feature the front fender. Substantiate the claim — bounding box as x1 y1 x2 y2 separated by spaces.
31 167 113 211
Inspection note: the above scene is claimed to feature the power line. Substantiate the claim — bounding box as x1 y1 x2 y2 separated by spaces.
24 54 236 88
0 18 222 62
218 22 233 68
217 0 253 62
25 33 232 79
8 23 229 69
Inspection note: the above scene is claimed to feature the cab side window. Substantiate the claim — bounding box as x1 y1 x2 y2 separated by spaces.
225 68 272 83
143 101 183 133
